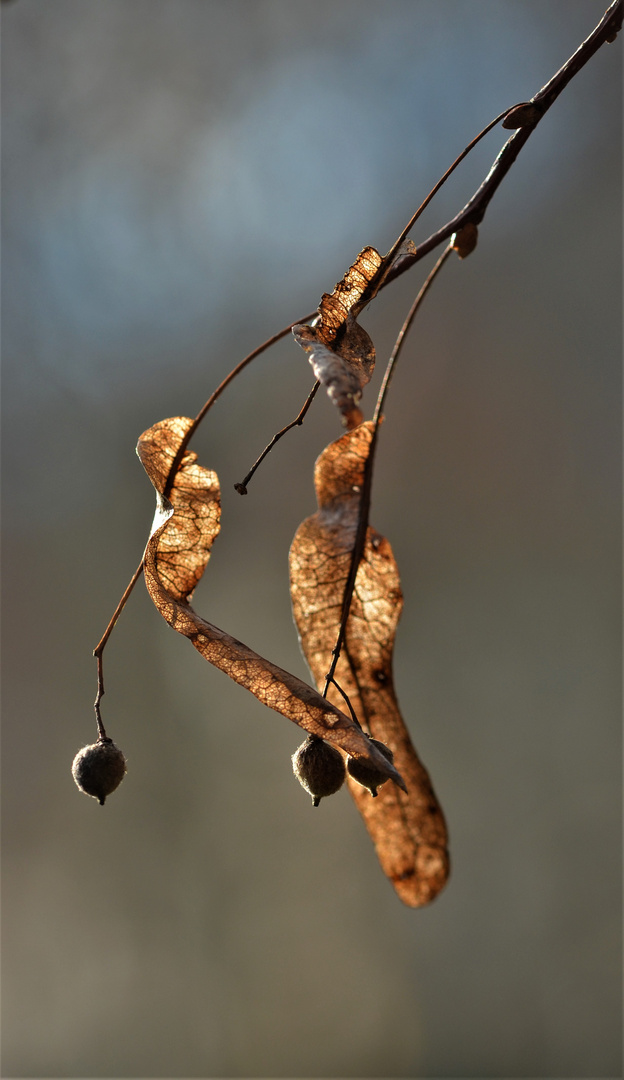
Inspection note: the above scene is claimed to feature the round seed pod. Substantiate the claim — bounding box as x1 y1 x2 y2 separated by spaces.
72 738 127 805
292 735 345 807
346 738 394 797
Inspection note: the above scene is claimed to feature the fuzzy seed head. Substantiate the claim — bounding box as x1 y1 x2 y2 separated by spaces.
346 738 394 797
292 735 345 806
72 739 127 805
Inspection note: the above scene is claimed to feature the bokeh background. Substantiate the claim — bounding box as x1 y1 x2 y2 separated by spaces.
2 2 621 1077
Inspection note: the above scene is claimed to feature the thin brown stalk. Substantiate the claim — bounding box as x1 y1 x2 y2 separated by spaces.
234 380 320 495
93 0 620 722
323 245 453 697
382 0 622 287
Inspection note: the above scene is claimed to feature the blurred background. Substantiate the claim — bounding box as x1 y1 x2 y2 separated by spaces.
1 2 621 1077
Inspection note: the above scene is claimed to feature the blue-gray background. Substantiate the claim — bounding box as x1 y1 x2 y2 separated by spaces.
2 2 621 1077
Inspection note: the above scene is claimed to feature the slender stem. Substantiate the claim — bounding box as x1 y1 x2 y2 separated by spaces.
93 654 108 740
382 0 622 288
374 244 453 425
93 561 144 658
163 317 315 498
322 423 378 699
92 319 315 656
91 316 315 725
92 0 620 725
234 381 320 494
323 246 453 698
327 676 362 730
381 107 520 275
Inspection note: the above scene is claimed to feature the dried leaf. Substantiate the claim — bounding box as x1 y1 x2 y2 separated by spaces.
293 247 382 428
451 222 478 259
137 417 405 779
137 417 221 602
317 246 383 343
292 322 368 429
289 422 449 907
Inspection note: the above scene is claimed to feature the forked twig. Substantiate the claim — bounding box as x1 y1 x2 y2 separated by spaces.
234 380 320 495
92 318 314 713
383 0 622 287
93 0 621 725
327 677 362 730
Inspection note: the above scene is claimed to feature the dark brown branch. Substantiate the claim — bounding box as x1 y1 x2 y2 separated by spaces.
382 0 622 286
234 380 320 495
362 103 523 307
93 0 619 727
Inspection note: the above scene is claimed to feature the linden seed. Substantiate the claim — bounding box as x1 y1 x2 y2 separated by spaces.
346 738 394 797
72 738 127 805
292 735 345 807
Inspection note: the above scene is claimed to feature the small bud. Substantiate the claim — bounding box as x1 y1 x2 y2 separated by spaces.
72 738 127 805
292 735 345 807
502 102 542 129
451 222 478 259
346 738 394 797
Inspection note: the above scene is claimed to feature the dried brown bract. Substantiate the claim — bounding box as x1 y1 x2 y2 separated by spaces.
290 423 449 907
137 416 405 780
293 247 382 429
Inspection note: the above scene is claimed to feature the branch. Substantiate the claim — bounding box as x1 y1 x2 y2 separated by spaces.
322 245 453 698
92 0 620 727
383 0 622 284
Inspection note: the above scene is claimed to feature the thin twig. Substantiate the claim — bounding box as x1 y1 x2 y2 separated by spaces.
327 677 362 730
93 0 620 722
234 381 320 494
92 318 314 716
232 106 518 500
163 318 315 498
94 654 109 740
323 246 453 697
382 0 622 288
374 244 454 425
369 104 523 304
93 561 144 659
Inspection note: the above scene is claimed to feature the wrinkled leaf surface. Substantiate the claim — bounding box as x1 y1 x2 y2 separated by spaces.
289 422 449 906
137 417 404 777
293 247 382 428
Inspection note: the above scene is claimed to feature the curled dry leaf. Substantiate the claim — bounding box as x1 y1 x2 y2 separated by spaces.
292 322 369 430
289 422 449 907
317 246 383 341
136 417 404 779
293 246 382 429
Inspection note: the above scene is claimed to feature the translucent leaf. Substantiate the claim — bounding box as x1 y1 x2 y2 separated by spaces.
317 245 383 343
293 247 382 427
292 322 368 428
137 417 405 777
289 422 449 906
